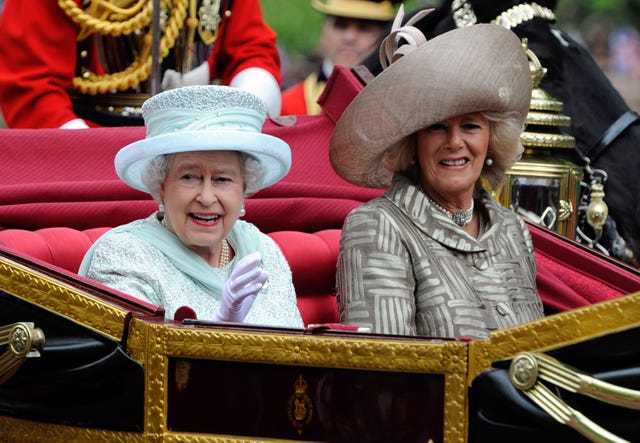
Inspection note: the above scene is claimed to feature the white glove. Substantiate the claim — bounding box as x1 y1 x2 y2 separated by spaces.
161 61 210 90
59 118 89 129
215 252 268 322
230 67 281 117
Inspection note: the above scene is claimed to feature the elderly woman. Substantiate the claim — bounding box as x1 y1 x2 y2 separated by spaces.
329 21 544 339
80 85 303 328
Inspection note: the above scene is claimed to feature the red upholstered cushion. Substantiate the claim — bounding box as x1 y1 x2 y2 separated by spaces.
269 230 341 325
0 227 111 273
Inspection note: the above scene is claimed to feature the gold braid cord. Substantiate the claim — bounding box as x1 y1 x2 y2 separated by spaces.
58 0 152 38
58 0 188 95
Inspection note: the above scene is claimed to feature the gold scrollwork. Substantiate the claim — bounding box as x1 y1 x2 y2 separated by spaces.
558 199 573 221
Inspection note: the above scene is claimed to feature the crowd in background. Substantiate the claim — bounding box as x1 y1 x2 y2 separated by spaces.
551 1 640 112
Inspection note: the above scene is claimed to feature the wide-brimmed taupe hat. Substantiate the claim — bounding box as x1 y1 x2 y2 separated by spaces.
116 85 291 194
329 23 532 188
311 0 396 21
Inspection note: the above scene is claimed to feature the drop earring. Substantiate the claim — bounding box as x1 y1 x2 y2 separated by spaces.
485 157 494 166
157 201 170 229
156 201 165 222
239 205 246 217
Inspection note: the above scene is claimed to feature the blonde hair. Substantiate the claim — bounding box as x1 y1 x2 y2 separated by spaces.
383 111 524 190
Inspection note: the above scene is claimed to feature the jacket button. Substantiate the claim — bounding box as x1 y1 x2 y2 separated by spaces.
496 302 512 316
473 256 488 270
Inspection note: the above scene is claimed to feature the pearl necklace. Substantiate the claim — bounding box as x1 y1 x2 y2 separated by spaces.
419 186 474 227
160 216 231 267
218 238 231 268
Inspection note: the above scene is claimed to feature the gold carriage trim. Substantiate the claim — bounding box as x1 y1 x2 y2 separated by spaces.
2 238 639 442
521 132 577 149
526 111 572 128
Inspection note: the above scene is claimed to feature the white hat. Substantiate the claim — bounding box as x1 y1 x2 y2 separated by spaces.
115 85 291 193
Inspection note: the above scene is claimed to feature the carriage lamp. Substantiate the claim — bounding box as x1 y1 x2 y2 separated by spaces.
495 45 583 238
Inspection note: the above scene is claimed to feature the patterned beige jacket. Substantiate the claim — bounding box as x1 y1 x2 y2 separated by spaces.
336 174 544 339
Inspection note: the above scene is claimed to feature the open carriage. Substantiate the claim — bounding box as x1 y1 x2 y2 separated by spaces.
0 67 639 442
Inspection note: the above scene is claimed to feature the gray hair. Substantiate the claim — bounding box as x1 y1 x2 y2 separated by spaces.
141 152 266 202
383 110 524 191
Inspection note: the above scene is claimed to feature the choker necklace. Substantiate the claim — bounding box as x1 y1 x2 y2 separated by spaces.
420 186 474 227
219 238 231 268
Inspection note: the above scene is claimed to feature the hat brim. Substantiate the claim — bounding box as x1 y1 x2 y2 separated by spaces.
311 0 395 21
115 130 291 193
329 24 532 188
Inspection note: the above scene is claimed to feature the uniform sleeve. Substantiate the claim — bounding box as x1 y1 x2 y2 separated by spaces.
336 207 417 335
209 0 281 86
244 233 304 328
0 0 81 128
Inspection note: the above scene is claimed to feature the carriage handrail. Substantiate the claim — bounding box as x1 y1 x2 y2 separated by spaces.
509 352 640 443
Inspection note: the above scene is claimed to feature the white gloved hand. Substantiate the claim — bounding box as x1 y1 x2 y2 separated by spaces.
161 61 210 90
215 252 268 322
59 118 89 129
230 67 281 117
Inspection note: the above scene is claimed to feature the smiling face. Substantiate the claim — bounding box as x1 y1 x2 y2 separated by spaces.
416 112 490 208
160 151 245 264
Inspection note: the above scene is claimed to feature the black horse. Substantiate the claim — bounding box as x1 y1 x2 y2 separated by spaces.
364 0 640 267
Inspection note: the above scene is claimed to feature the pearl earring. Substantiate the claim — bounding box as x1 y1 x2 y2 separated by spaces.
239 205 246 217
485 157 494 166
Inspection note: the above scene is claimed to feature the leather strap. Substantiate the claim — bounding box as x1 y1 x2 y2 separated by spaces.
585 110 639 162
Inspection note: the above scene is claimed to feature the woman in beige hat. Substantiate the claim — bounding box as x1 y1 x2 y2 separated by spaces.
79 85 303 328
330 17 544 339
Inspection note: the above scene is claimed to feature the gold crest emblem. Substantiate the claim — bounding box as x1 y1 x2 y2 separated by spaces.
287 374 313 436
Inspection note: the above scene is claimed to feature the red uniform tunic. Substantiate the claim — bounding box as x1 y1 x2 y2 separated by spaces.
0 0 281 128
281 72 326 116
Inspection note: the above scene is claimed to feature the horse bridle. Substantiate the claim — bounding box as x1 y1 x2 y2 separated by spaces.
451 1 555 29
584 110 639 162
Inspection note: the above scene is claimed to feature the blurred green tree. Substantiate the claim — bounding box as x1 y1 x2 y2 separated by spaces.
262 0 426 59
